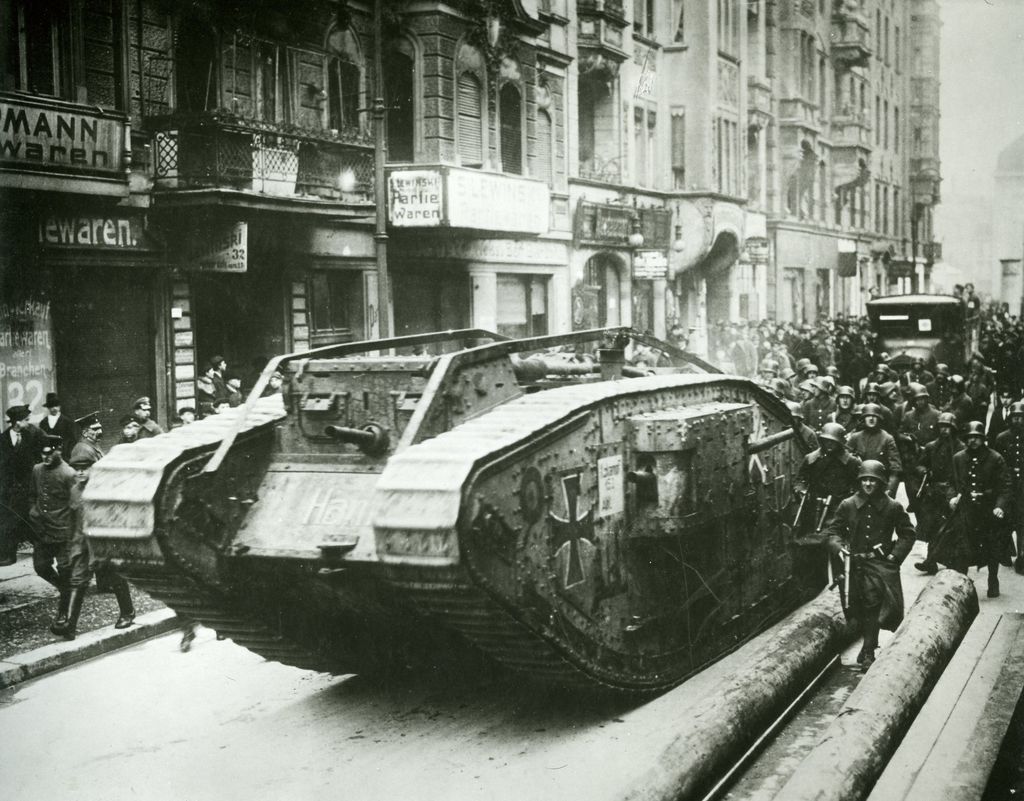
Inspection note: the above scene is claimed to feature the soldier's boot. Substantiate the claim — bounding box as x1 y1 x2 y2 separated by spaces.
50 586 71 631
857 613 881 671
51 586 87 640
112 581 135 629
988 561 1001 598
914 550 939 575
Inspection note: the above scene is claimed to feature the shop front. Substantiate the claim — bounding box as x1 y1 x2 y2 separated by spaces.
0 204 165 433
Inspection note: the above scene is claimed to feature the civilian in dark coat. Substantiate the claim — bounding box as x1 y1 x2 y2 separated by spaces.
37 393 79 461
0 405 43 565
825 460 916 670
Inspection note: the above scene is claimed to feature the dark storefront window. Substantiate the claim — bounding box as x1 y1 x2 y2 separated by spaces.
308 271 364 344
497 275 548 339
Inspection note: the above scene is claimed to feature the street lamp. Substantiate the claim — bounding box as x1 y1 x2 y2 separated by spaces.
628 215 645 248
672 224 685 253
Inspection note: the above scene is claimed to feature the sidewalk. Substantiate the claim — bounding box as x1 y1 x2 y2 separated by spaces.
0 549 180 688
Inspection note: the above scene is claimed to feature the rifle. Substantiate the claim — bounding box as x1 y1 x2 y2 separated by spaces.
828 548 851 618
916 470 930 499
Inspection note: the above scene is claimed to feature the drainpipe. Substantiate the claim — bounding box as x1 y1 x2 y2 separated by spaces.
373 1 393 339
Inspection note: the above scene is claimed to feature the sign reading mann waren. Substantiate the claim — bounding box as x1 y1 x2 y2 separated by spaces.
0 97 125 173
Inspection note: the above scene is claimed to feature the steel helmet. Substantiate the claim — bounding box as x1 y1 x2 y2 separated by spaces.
852 403 865 418
937 412 958 428
770 378 791 396
795 358 812 372
1009 401 1024 418
817 375 837 393
875 363 889 375
910 382 930 400
964 421 985 439
819 422 847 444
862 403 883 418
949 374 965 388
786 400 804 419
858 460 887 482
865 382 881 396
935 363 950 377
761 358 779 373
837 385 855 398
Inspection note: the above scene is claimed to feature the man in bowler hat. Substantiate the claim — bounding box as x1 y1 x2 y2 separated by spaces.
38 392 79 460
1 405 42 565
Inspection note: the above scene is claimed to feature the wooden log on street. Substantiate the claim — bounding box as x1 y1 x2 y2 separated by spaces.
621 589 851 801
773 570 979 801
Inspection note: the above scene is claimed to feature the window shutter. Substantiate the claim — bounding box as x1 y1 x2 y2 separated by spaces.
457 73 483 165
535 110 552 184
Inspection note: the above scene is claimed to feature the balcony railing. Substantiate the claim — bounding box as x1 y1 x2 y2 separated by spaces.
148 112 374 203
577 155 623 184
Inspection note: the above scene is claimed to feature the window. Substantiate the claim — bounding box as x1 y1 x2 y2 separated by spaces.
818 56 827 113
175 14 218 112
875 9 881 60
894 105 899 153
671 108 686 189
256 43 294 123
674 2 685 43
884 15 890 65
497 275 549 338
326 28 362 133
535 109 553 184
308 271 365 344
578 72 618 181
634 106 656 187
384 42 415 162
456 72 484 166
499 83 523 174
717 0 739 55
875 95 881 145
2 0 74 98
895 26 901 73
882 185 889 235
716 117 738 195
883 99 888 149
634 0 655 38
893 188 900 237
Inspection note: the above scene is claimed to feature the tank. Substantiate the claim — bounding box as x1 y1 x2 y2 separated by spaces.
83 328 811 692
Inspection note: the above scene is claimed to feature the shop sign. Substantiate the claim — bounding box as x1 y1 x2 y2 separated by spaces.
0 98 125 174
446 168 549 234
185 222 248 273
388 170 443 227
0 298 54 415
633 250 668 280
37 215 147 249
575 202 672 248
387 167 550 234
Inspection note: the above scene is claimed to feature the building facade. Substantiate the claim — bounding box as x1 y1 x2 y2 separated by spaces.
1 0 944 427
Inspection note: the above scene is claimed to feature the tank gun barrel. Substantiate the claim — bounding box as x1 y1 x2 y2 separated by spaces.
324 423 390 456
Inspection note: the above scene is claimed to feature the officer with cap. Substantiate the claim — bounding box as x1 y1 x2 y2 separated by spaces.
847 404 902 495
914 412 965 575
53 419 135 640
793 422 862 593
825 460 916 671
1 405 42 565
29 435 78 629
951 421 1012 597
130 396 164 439
995 402 1024 573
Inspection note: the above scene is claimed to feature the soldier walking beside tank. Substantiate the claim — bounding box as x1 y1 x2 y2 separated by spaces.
51 415 136 639
847 404 902 495
793 423 862 593
0 405 42 566
994 403 1024 574
951 422 1011 598
913 413 964 575
29 436 77 629
825 460 916 671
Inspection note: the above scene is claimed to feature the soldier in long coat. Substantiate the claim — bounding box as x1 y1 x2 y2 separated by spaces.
847 403 902 495
913 412 964 574
995 403 1024 573
29 436 78 629
950 422 1012 597
825 460 917 671
898 384 941 510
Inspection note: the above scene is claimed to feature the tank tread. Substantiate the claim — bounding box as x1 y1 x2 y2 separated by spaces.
125 567 338 673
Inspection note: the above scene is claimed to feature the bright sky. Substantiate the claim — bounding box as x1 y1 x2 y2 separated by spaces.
940 0 1024 198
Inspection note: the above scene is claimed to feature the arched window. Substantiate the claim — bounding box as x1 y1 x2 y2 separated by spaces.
456 72 484 166
384 40 415 162
535 109 553 185
499 83 523 174
326 27 363 133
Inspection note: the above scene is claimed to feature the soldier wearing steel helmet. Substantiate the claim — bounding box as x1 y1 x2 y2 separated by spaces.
787 401 819 452
847 404 902 495
862 382 896 434
898 383 940 509
830 385 857 430
792 422 862 592
824 460 916 671
994 402 1024 573
913 412 964 575
950 421 1012 598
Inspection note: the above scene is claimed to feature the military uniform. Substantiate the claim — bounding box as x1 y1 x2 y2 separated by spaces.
793 446 861 593
952 444 1011 594
29 457 77 589
847 428 902 494
995 425 1024 565
801 394 836 431
899 403 941 509
916 434 963 542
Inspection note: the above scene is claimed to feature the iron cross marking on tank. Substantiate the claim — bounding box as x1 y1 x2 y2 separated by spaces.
550 472 595 589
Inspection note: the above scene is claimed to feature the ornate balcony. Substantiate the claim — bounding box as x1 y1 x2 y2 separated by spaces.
148 112 374 204
830 10 872 69
577 0 628 65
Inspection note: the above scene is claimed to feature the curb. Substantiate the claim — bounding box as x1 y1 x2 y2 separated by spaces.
0 608 182 689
